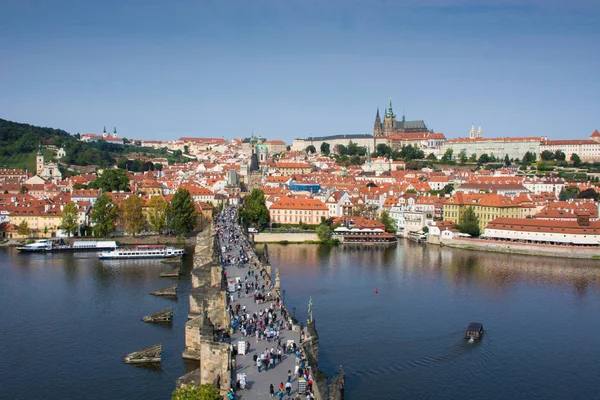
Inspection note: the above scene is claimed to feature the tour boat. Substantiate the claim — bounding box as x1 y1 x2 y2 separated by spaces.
17 239 118 253
98 245 186 260
17 239 54 252
465 322 484 340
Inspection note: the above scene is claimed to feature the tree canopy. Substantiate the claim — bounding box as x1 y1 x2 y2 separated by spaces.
239 189 269 228
121 195 145 236
171 383 221 400
379 210 397 233
571 153 581 167
89 168 130 192
17 220 29 237
441 148 453 162
456 206 480 237
61 201 79 237
90 194 118 237
320 142 330 155
147 196 170 233
305 145 316 154
168 189 198 235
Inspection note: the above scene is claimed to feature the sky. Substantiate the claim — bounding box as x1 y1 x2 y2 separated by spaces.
1 0 599 143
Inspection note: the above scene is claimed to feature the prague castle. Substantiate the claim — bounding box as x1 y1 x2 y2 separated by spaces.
374 100 430 138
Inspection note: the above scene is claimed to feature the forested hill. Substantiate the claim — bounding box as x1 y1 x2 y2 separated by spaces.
0 118 120 169
0 118 187 171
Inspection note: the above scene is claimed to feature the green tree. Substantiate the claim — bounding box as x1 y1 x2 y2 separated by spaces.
578 188 599 201
427 153 437 161
376 143 392 157
441 148 453 162
442 183 455 195
469 153 477 162
61 201 79 237
19 185 28 194
239 188 269 227
320 142 330 155
335 144 348 156
171 383 221 400
305 145 316 154
559 185 580 201
478 153 490 164
571 153 581 167
523 152 537 163
17 220 29 237
168 189 198 235
90 193 118 237
541 150 555 161
504 154 511 166
89 168 130 192
456 206 480 236
554 150 566 161
183 145 189 154
148 196 170 233
316 223 332 242
379 210 397 233
121 195 145 236
458 150 467 164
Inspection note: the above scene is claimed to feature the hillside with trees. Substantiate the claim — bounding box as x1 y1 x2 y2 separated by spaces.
0 118 186 170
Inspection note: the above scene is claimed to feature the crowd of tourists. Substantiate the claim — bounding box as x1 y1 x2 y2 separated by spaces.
216 206 316 400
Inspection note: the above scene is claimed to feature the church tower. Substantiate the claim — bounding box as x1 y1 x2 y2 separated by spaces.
36 144 44 175
469 124 476 139
383 100 396 135
374 108 383 137
477 125 482 138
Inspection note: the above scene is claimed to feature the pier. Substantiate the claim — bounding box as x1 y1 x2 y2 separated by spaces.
177 205 344 399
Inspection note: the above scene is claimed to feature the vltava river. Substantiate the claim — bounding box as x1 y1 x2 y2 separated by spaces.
2 241 600 400
268 241 600 400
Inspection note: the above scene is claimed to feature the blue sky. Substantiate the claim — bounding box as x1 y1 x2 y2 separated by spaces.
1 0 598 142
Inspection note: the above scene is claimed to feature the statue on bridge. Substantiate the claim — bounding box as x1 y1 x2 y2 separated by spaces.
308 296 313 323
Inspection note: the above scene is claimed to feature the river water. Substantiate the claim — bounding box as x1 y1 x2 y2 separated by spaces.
2 242 600 400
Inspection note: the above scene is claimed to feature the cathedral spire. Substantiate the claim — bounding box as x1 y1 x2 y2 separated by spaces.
376 107 380 119
402 107 406 122
386 99 396 118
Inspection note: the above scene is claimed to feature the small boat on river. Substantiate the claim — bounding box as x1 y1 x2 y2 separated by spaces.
465 322 484 340
99 245 185 260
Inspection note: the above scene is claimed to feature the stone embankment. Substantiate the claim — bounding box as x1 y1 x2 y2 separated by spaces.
176 214 344 399
440 237 600 259
253 233 319 243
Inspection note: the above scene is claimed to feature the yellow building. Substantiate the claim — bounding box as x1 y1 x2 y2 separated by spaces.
9 205 63 238
443 192 523 231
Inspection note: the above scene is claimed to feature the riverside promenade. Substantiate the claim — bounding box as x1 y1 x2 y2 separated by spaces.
216 208 304 400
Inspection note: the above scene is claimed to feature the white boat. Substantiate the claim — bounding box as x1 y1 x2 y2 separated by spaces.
16 239 54 252
17 239 118 253
99 245 186 260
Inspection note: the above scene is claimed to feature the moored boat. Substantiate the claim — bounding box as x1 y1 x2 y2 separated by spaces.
17 239 118 253
99 245 185 260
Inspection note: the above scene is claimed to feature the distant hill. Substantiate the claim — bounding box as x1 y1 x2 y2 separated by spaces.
0 118 185 171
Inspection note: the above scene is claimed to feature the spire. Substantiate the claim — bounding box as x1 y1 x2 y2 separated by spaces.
477 125 482 138
37 142 43 156
470 124 476 139
386 99 394 118
376 107 380 120
114 126 117 134
402 107 406 122
103 126 106 133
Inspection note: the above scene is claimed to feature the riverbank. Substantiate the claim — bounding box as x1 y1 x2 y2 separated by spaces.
440 237 600 260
